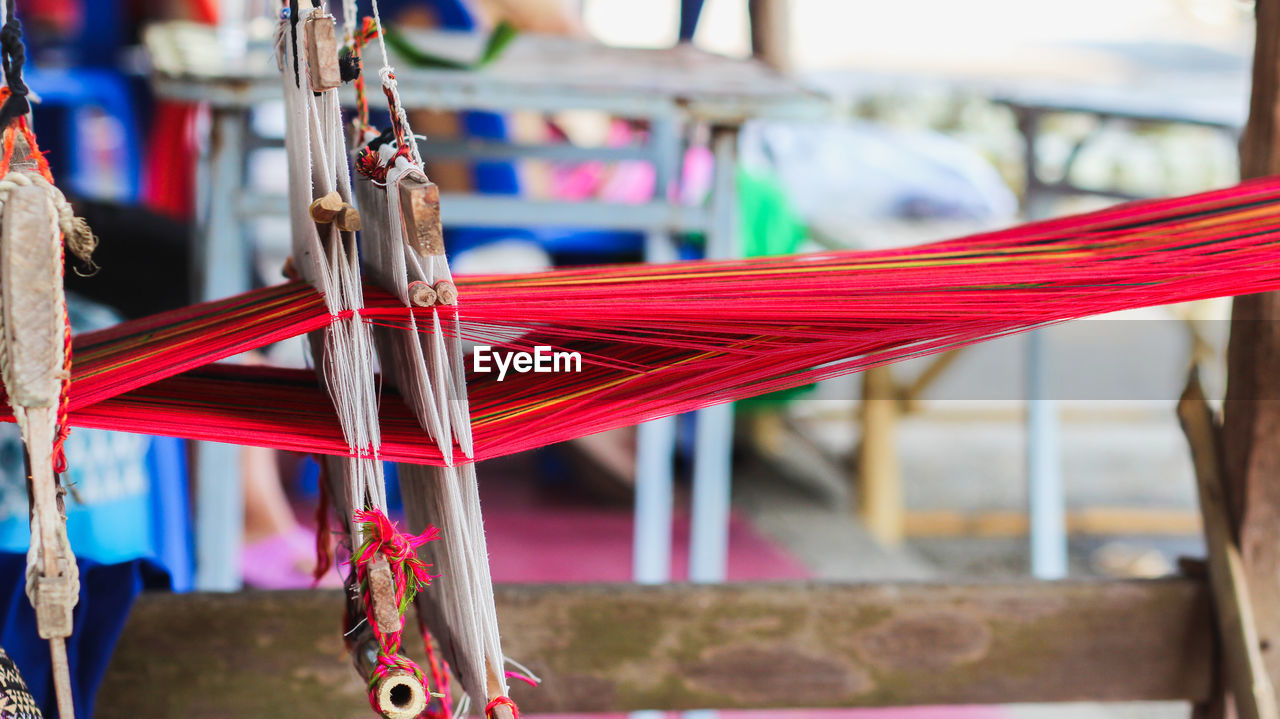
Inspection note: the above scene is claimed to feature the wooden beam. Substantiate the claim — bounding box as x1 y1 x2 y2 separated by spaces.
96 580 1213 717
1222 0 1280 700
1180 372 1279 719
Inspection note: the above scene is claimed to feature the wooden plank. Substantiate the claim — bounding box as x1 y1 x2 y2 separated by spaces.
903 507 1202 538
1180 372 1279 719
96 580 1213 717
1222 0 1280 702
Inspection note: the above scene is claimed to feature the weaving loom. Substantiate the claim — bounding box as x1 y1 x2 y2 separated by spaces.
8 1 1280 719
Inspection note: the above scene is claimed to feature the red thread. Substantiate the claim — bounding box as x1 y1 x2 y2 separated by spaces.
349 17 380 133
418 618 454 719
485 696 519 719
505 671 539 688
311 458 333 585
18 180 1280 466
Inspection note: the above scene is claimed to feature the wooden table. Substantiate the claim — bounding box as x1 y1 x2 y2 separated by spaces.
145 21 833 591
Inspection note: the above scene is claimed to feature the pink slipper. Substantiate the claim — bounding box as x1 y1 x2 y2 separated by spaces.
241 526 344 589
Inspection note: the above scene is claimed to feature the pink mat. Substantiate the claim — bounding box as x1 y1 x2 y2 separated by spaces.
476 461 810 583
473 472 1008 718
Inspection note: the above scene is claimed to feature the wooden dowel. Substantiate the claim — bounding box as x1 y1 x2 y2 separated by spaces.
347 594 428 719
433 281 457 306
408 281 438 308
309 191 344 223
336 204 362 232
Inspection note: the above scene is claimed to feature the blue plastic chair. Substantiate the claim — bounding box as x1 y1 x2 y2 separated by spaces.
27 66 142 202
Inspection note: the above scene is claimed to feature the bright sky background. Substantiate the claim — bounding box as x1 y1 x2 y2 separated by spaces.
582 0 1253 72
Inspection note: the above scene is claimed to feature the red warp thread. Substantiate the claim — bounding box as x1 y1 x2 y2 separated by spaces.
28 178 1280 465
351 508 440 710
418 617 454 719
311 458 334 585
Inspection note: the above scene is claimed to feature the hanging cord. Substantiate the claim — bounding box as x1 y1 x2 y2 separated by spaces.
288 0 301 88
366 0 422 165
344 16 380 135
0 0 28 130
311 458 335 585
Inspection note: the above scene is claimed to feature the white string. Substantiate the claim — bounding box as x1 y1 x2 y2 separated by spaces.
366 0 422 164
342 0 357 43
368 0 390 70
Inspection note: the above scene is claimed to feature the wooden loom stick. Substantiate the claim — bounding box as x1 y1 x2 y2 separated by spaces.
1179 371 1280 719
284 7 432 714
2 176 76 719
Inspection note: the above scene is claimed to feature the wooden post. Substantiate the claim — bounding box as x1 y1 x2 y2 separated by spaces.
858 366 903 544
1179 371 1278 719
747 0 791 72
1221 0 1280 703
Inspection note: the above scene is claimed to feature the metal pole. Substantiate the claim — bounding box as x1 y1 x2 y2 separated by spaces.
1016 108 1068 580
688 127 739 582
631 118 682 719
632 117 682 585
1026 330 1067 579
683 127 739 719
193 109 252 591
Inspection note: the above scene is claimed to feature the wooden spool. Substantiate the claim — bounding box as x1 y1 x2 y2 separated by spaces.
408 281 438 308
309 191 344 223
350 630 429 719
336 204 362 232
373 671 429 719
433 281 458 306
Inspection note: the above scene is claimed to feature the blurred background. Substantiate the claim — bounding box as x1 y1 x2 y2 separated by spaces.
2 0 1262 717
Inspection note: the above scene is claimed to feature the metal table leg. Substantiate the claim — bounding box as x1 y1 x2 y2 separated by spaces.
682 127 740 719
631 117 684 719
1027 331 1067 579
688 127 739 586
1017 108 1068 579
632 117 683 587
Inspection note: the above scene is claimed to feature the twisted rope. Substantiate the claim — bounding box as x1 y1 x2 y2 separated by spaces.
485 696 519 719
